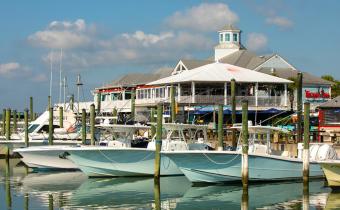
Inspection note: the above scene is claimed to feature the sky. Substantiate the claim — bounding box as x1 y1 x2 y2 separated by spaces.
0 0 339 112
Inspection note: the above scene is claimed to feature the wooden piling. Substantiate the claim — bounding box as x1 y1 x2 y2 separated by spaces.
154 178 161 210
96 92 101 115
130 89 136 122
48 95 51 110
5 108 11 140
112 108 117 124
217 104 223 151
70 94 74 111
231 78 237 147
48 107 53 145
24 109 29 147
170 85 176 123
13 110 17 133
154 104 163 180
5 157 11 209
81 108 86 145
2 108 6 135
150 108 156 138
303 102 310 185
30 96 33 121
241 187 249 210
90 104 95 145
297 72 303 142
241 100 249 189
59 106 64 128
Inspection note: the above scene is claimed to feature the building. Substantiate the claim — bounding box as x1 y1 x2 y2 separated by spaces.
318 96 340 142
93 25 332 122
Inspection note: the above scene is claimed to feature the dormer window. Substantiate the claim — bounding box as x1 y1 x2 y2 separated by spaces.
226 33 231 42
233 33 238 42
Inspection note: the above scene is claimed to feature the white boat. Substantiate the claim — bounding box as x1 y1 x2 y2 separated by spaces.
13 124 150 170
319 160 340 189
163 125 326 183
0 108 82 152
66 123 211 177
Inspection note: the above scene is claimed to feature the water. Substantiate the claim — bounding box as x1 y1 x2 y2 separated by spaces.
0 158 338 210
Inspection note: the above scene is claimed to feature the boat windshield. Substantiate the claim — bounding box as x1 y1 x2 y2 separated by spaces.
28 124 39 133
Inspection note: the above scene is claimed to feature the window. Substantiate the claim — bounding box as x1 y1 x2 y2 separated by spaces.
125 92 131 100
225 33 230 42
220 33 223 42
233 33 238 42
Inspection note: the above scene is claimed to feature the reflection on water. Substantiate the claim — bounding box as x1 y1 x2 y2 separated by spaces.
0 158 339 209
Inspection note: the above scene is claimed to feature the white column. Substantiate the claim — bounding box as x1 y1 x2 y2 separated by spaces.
191 81 196 103
255 82 259 107
224 82 227 105
165 86 168 100
284 83 288 106
178 83 181 102
122 90 126 101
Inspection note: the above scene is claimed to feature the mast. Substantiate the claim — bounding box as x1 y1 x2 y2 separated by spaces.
59 48 63 104
76 74 83 115
49 50 53 103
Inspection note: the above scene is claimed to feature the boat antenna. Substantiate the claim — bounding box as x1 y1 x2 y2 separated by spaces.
63 76 67 109
49 50 53 102
59 48 63 104
76 74 83 114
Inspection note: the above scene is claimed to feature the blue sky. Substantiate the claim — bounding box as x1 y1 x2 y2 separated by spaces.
0 0 339 112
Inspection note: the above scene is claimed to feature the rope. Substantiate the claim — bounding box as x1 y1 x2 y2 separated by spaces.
201 152 240 165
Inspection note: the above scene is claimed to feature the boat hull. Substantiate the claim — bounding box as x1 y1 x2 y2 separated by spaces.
67 148 183 177
163 151 324 183
14 146 79 170
320 161 340 188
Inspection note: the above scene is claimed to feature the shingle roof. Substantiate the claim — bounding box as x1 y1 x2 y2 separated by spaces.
318 96 340 108
181 59 213 70
218 50 273 69
257 67 333 86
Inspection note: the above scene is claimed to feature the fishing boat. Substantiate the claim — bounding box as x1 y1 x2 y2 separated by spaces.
13 124 149 170
66 123 211 177
163 125 327 183
319 160 340 189
0 108 82 153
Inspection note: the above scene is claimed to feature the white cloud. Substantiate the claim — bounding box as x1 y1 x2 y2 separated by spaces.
31 73 48 82
266 16 293 28
28 19 93 49
0 62 21 74
246 33 268 52
166 3 239 31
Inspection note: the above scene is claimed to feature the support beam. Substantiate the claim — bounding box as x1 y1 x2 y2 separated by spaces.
284 83 288 107
255 82 259 107
218 104 224 151
191 81 196 103
177 84 181 102
242 100 249 189
224 82 228 105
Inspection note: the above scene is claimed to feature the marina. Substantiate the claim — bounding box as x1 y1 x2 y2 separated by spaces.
0 1 340 209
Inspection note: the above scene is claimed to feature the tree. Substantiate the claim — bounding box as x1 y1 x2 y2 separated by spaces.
321 75 340 97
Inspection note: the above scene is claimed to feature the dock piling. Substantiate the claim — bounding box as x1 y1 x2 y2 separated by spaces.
70 94 74 111
150 108 156 138
154 103 163 180
297 72 303 143
96 93 101 115
231 78 237 147
2 108 6 135
90 104 95 145
130 89 135 122
82 108 86 145
30 96 33 121
5 108 11 140
13 110 17 133
112 108 117 124
217 104 223 151
24 109 29 147
48 107 53 145
59 107 63 128
303 102 310 186
241 100 249 189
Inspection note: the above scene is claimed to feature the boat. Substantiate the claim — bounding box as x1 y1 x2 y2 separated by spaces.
66 123 211 177
162 125 326 183
319 160 340 189
0 108 82 154
13 124 150 170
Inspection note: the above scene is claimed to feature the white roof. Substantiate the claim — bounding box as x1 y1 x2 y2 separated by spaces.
148 62 292 85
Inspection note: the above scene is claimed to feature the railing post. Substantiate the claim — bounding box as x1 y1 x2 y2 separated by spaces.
154 103 163 180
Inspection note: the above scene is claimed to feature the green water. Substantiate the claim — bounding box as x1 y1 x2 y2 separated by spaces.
0 158 338 210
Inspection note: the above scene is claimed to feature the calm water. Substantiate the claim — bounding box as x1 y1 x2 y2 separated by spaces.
0 158 339 210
